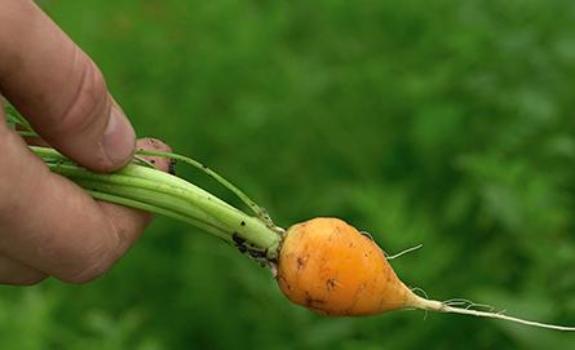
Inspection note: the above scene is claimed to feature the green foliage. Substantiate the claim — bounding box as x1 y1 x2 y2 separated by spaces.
1 0 574 348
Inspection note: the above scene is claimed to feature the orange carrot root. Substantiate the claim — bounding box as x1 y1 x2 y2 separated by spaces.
277 217 418 316
276 217 575 331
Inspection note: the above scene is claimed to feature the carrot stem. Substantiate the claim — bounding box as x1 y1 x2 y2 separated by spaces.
31 146 283 261
135 149 275 227
86 190 232 242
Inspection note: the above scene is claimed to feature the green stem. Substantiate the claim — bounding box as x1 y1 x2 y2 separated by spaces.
33 146 283 260
17 131 39 138
5 103 33 130
87 190 231 242
136 149 271 223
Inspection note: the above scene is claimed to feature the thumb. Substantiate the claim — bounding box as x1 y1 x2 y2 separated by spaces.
0 0 135 171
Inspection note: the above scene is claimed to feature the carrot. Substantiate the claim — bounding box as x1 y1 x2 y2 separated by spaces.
6 108 573 332
277 218 575 331
28 146 575 332
277 217 416 316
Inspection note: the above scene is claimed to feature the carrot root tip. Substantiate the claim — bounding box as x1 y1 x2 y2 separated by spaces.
408 295 575 332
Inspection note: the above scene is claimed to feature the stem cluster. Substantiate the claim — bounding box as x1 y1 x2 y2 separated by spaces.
32 147 284 261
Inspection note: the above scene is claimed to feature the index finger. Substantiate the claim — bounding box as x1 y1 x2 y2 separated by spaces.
0 0 135 171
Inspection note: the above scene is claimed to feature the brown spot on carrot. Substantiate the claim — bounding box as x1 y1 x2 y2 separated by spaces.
278 276 292 291
326 278 337 291
304 292 326 307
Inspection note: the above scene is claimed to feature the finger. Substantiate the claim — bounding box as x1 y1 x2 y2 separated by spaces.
0 117 171 283
0 0 135 172
0 139 172 286
0 254 47 285
135 138 175 172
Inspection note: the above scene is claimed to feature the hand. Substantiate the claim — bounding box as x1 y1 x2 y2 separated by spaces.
0 0 167 285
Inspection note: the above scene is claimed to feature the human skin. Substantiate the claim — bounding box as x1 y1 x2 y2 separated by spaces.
0 0 167 285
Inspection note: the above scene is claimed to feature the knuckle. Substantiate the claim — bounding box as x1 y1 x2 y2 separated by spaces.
50 52 109 137
0 2 36 73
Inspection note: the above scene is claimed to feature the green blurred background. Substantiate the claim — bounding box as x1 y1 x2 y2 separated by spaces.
2 0 575 348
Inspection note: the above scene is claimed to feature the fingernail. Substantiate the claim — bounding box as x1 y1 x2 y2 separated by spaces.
101 103 136 167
